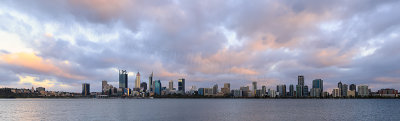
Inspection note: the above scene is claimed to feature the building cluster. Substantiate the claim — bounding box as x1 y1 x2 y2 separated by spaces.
1 71 398 98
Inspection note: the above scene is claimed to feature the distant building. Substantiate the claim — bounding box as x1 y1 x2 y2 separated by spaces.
303 85 309 97
378 88 398 97
349 84 356 91
296 85 303 97
82 83 90 96
261 86 266 97
119 70 128 89
347 90 356 97
154 80 162 95
277 84 286 97
198 88 204 96
298 75 304 86
268 89 276 98
169 80 173 90
311 79 323 97
252 81 257 96
338 81 343 97
358 85 369 97
289 84 294 97
221 83 231 95
149 72 153 92
36 87 45 92
213 84 218 94
135 72 141 89
140 82 147 92
204 88 213 96
342 84 348 97
332 88 340 97
233 89 242 97
240 86 249 97
178 78 185 94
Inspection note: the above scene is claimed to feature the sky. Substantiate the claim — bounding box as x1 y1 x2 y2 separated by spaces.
0 0 400 93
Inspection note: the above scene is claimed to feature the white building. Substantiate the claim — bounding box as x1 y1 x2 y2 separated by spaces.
358 85 369 97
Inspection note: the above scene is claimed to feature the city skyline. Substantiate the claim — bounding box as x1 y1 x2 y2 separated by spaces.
1 0 400 92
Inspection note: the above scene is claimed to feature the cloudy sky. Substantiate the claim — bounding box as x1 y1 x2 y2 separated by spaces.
0 0 399 92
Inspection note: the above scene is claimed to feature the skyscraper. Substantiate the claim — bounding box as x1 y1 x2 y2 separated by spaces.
213 84 218 94
222 83 231 95
178 78 185 94
149 72 153 92
303 85 309 97
135 72 141 89
342 84 348 97
311 79 323 97
298 75 304 86
349 84 356 91
252 81 257 96
154 80 161 95
261 85 266 97
169 80 173 90
277 84 286 97
140 82 147 92
82 83 90 96
102 80 107 93
338 81 343 97
358 85 369 97
289 84 294 97
119 70 128 89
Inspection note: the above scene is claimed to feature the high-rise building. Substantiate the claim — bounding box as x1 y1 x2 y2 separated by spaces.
252 81 257 96
298 75 304 86
332 88 340 97
102 80 107 92
82 83 90 96
178 78 185 94
342 84 348 97
222 83 231 95
303 85 309 97
149 72 153 92
311 79 323 97
261 85 266 97
169 80 173 90
239 86 249 97
140 82 147 92
338 81 343 97
213 84 218 94
358 85 369 97
277 84 286 97
154 80 161 95
268 89 276 98
289 84 294 97
119 70 128 89
296 85 303 97
349 84 356 91
135 72 141 89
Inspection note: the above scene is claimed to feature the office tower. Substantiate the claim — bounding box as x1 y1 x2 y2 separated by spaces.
154 80 161 95
342 84 348 97
169 80 173 90
303 85 309 97
149 72 153 92
296 85 303 97
102 80 108 94
312 79 323 97
338 81 343 97
82 83 90 96
332 88 340 97
289 84 294 97
178 78 185 94
278 85 287 97
252 81 257 95
119 70 128 89
222 83 231 95
276 85 279 93
213 84 218 94
140 82 147 92
239 86 249 97
268 89 276 98
135 72 141 89
298 75 304 86
261 86 266 97
358 85 369 97
349 84 356 91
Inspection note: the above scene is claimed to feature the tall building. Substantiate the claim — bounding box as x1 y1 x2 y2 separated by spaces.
135 72 141 89
311 79 323 97
213 84 218 94
342 84 348 97
296 85 303 97
178 78 185 94
338 81 343 97
349 84 356 91
358 85 369 97
261 85 266 97
303 85 309 97
222 83 231 95
239 86 249 97
298 75 304 86
119 70 128 89
332 88 340 97
169 80 173 90
149 72 153 92
154 80 161 95
82 83 90 96
277 85 286 97
289 84 294 97
268 89 276 98
252 81 257 96
140 82 147 92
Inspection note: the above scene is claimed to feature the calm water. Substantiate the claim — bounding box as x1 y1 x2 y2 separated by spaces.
0 99 399 121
